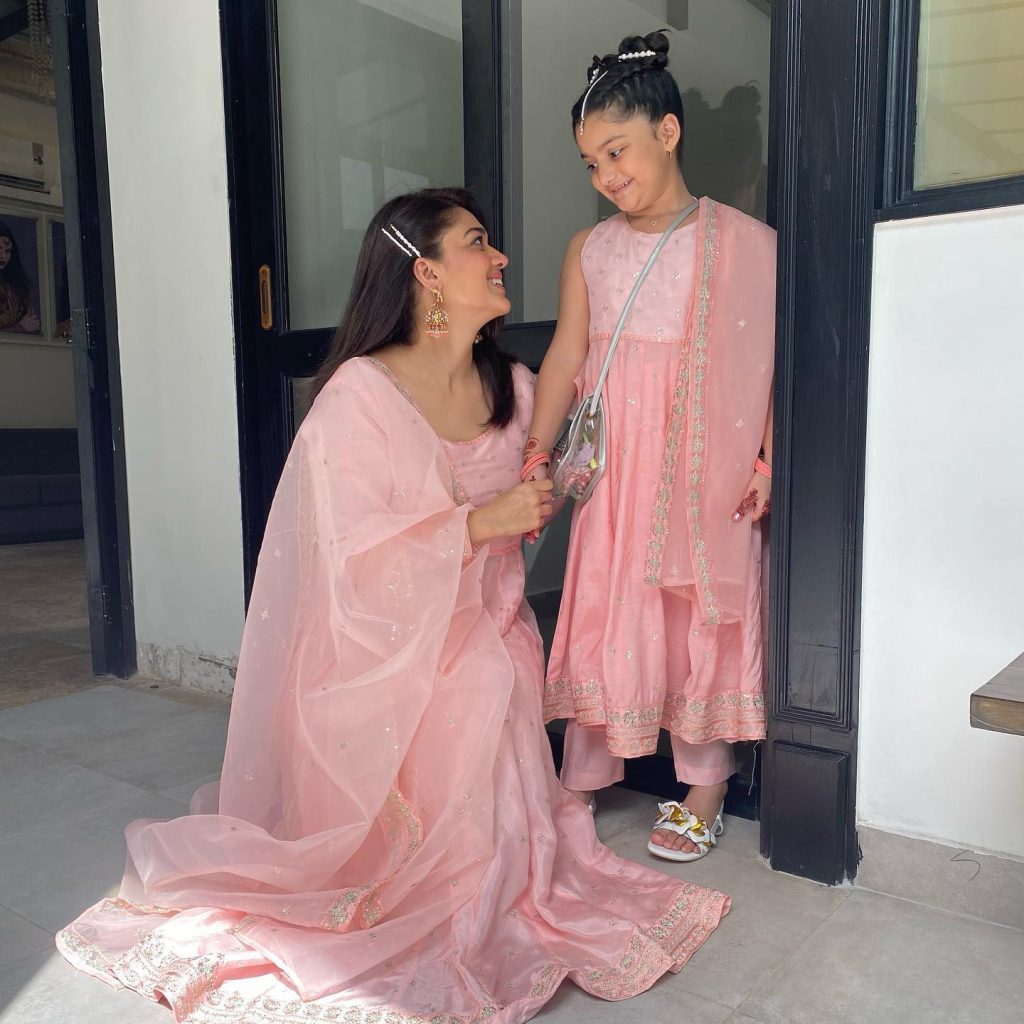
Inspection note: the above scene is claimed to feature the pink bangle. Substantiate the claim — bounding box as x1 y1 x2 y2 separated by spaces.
754 456 772 479
521 452 550 481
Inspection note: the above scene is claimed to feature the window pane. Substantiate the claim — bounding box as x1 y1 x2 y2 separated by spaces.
277 1 465 331
502 0 771 324
915 0 1024 188
288 376 316 436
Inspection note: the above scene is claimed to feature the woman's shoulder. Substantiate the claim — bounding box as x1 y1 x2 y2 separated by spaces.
510 359 535 390
300 358 389 439
508 359 536 426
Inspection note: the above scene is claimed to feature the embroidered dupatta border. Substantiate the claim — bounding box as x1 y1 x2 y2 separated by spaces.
56 882 728 1023
644 200 722 623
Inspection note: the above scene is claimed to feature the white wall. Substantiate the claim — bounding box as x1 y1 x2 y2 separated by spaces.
97 0 244 680
860 204 1024 859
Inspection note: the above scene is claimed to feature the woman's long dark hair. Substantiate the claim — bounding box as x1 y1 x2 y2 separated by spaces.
0 221 34 301
311 187 516 428
570 30 685 166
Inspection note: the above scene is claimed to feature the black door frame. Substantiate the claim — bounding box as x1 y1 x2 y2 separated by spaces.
221 0 888 884
51 0 135 678
760 0 889 884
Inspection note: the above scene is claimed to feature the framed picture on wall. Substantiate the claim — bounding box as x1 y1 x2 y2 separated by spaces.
0 210 43 337
50 219 70 340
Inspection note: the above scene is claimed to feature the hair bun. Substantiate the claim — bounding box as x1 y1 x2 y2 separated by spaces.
585 29 670 84
617 29 670 69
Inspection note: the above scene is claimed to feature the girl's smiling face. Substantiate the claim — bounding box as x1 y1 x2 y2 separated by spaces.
576 111 682 215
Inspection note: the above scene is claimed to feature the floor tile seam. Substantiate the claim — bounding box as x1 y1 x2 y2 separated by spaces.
0 783 161 847
0 704 214 753
0 899 57 937
0 944 59 981
852 882 1024 934
727 887 854 1020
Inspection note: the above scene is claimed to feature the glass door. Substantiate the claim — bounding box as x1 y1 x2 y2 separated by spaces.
222 0 501 583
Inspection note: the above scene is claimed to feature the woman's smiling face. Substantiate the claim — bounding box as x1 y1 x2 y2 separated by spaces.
431 207 511 324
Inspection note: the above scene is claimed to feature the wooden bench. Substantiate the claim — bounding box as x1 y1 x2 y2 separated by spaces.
971 653 1024 737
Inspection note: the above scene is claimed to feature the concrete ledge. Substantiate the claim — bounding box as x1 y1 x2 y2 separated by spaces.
857 825 1024 931
137 642 236 696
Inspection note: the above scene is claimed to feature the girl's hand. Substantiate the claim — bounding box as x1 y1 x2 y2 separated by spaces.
469 479 554 546
17 312 40 333
732 471 771 522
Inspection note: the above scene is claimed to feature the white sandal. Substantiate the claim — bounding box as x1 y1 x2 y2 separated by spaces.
647 801 724 863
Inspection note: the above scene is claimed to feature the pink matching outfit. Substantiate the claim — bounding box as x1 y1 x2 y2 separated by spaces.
545 200 776 788
56 358 729 1023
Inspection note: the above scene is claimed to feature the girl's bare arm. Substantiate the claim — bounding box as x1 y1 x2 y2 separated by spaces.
527 227 594 455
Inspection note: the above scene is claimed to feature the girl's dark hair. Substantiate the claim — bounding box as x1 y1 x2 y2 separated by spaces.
311 187 516 427
0 221 34 301
570 30 684 164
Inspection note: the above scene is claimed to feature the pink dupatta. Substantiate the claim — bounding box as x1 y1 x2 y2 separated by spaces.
645 199 776 625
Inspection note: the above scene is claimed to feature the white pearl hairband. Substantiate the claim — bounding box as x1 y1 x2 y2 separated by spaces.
580 49 659 131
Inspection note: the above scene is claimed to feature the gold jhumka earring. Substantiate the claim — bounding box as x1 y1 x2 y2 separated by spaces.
425 288 448 338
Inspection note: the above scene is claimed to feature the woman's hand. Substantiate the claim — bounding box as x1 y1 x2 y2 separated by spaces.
732 470 771 522
522 462 550 543
469 479 554 546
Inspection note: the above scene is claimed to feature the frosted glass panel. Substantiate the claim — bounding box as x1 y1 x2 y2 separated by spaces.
278 0 465 330
915 0 1024 188
502 0 771 324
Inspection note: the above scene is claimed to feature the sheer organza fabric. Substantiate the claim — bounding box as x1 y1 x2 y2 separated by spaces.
56 359 728 1023
653 199 776 626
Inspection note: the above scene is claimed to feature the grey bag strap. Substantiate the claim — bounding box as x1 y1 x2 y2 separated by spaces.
585 198 699 416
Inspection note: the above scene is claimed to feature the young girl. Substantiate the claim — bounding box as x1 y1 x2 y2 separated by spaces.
525 31 776 862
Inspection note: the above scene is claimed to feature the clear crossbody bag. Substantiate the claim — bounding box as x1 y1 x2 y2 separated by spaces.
551 200 698 504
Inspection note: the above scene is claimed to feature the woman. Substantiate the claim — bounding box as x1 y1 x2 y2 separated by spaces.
0 220 40 333
56 188 729 1023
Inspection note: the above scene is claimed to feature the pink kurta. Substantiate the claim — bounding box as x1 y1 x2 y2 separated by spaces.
56 357 728 1024
545 204 773 757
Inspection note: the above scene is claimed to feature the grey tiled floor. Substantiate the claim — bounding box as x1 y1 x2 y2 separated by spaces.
1 543 1022 1023
2 684 1022 1024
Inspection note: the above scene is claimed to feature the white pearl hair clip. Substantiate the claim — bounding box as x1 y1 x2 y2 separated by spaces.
618 49 656 61
381 224 421 258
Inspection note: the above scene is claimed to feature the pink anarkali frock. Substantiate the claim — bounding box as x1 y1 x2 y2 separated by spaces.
545 203 774 758
56 356 729 1023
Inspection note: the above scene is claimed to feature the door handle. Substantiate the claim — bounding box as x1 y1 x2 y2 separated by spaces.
258 264 273 330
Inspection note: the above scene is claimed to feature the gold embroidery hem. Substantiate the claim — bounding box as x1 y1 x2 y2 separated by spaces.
543 676 766 753
56 883 728 1022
